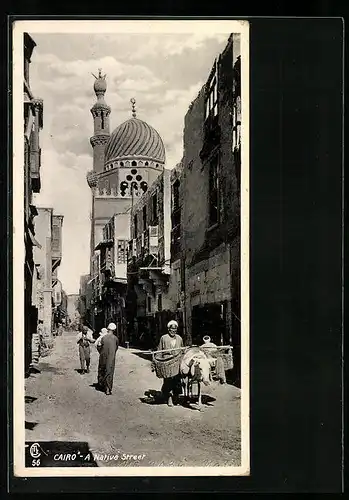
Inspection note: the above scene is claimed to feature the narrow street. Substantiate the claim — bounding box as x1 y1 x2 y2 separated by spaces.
25 331 241 467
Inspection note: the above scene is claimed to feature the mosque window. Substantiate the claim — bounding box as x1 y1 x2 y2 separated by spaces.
140 181 148 193
134 214 138 238
136 175 142 181
142 205 147 230
156 164 159 167
132 161 137 167
120 162 124 167
152 191 158 224
101 111 105 130
131 169 137 175
145 161 149 166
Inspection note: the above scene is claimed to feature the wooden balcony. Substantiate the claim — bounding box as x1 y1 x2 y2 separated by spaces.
51 215 63 272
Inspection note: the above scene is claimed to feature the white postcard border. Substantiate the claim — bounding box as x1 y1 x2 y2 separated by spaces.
12 19 250 478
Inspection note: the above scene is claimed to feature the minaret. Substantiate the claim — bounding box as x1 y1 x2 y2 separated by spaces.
90 69 111 173
87 69 111 276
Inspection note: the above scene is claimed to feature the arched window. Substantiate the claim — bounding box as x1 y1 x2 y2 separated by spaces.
132 160 137 167
101 111 105 129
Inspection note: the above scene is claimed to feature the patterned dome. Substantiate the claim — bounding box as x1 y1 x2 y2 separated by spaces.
104 118 165 164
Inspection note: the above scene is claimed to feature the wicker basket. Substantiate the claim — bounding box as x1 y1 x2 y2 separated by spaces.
152 352 182 379
210 349 234 371
221 352 234 371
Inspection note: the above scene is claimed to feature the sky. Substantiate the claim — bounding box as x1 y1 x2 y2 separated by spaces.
29 31 231 294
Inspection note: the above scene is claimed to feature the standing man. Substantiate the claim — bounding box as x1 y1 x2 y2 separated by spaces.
200 335 226 384
96 323 119 395
37 320 45 351
157 320 183 407
76 325 95 374
95 327 108 349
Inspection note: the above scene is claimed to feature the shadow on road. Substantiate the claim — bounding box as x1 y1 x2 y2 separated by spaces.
180 394 217 410
25 421 38 430
89 383 105 393
226 369 241 389
28 366 41 375
131 351 153 361
39 363 64 375
25 396 38 404
25 441 99 467
140 389 164 405
140 390 216 410
74 368 86 374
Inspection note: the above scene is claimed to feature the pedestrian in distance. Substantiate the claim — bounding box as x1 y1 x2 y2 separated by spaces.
96 323 119 395
76 325 95 374
157 320 184 407
37 319 45 353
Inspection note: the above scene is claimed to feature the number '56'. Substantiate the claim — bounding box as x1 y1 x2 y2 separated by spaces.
32 459 40 466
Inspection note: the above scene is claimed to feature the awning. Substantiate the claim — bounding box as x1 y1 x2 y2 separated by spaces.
24 106 35 141
28 228 42 249
95 239 113 250
111 277 128 284
24 79 34 100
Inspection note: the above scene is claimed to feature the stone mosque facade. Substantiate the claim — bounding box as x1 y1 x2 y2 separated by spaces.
86 69 166 273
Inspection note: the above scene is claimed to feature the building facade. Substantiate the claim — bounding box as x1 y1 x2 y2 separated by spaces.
66 294 80 327
23 32 44 374
85 70 165 332
91 212 130 340
78 274 90 325
179 34 242 385
126 169 181 347
33 207 64 342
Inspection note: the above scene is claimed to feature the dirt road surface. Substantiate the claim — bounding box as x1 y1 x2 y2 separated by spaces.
25 331 241 467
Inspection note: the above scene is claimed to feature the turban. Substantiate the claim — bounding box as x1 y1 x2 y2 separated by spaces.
101 328 108 334
167 320 178 329
107 323 116 331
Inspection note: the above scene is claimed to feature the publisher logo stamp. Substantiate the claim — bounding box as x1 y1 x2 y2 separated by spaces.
29 443 41 459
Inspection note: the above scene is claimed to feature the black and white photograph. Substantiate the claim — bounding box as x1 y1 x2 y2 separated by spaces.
13 20 249 476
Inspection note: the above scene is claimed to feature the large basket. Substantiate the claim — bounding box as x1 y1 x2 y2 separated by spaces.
152 352 182 379
221 352 234 371
210 349 234 371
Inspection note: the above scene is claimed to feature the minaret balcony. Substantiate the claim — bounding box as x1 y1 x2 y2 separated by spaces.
90 134 109 148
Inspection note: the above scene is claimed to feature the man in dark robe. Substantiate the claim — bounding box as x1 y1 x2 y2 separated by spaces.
96 322 119 395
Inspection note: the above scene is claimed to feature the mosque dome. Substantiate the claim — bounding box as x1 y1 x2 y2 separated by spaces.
104 118 166 165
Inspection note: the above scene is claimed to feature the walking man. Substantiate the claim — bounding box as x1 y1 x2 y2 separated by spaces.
96 323 119 395
95 327 108 349
157 320 184 407
76 325 95 374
